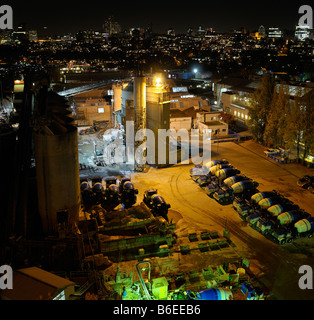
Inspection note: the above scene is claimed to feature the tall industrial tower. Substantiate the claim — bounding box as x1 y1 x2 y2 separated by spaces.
133 74 147 170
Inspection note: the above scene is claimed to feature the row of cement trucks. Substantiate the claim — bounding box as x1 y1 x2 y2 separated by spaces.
80 176 171 221
190 160 259 205
190 160 314 245
234 190 313 245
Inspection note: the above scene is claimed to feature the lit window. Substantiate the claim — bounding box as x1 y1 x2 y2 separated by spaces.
98 108 104 113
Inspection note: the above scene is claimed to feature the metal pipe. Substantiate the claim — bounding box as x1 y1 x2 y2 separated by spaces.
135 261 152 300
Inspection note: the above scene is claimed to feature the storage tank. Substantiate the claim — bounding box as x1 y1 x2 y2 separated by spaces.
34 91 80 235
294 218 314 234
251 191 277 204
231 180 258 194
196 288 233 300
258 197 282 210
277 211 308 225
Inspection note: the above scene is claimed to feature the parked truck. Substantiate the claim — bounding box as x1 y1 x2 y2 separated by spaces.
267 203 299 218
205 172 246 197
271 217 314 244
213 180 259 205
143 189 171 221
121 181 138 209
199 167 239 189
192 162 230 182
150 194 171 222
250 191 279 205
255 209 310 237
102 184 121 211
247 196 287 229
143 189 158 207
189 159 228 178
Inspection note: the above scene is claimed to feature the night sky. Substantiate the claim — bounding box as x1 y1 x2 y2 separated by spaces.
4 0 310 34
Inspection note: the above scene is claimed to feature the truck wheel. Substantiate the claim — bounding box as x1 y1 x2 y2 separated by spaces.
308 233 313 238
287 238 293 243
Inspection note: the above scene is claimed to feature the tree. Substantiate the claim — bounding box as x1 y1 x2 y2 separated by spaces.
248 73 275 143
264 84 290 147
300 90 314 164
283 88 314 162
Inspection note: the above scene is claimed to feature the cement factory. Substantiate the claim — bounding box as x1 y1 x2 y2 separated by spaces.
0 71 313 301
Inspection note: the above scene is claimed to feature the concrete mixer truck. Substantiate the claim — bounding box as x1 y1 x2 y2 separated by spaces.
101 184 121 211
121 181 138 209
189 159 228 178
143 190 171 221
190 160 229 182
204 171 245 197
236 190 280 221
271 217 314 244
213 180 259 205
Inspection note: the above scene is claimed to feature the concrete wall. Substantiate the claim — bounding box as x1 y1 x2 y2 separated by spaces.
170 117 192 131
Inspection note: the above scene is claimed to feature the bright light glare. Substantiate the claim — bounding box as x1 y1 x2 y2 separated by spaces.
193 69 198 73
155 77 162 86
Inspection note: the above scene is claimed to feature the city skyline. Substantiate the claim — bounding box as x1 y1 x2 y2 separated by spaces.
5 0 311 34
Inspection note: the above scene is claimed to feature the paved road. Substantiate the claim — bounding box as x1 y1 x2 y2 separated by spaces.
132 141 314 300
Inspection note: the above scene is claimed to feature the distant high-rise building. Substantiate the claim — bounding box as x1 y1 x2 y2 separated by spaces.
258 25 266 37
167 28 175 36
196 25 206 37
186 28 194 36
29 30 38 42
103 16 121 36
13 22 29 42
295 25 311 41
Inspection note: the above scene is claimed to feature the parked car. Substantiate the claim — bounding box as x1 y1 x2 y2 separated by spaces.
297 175 314 189
264 148 280 156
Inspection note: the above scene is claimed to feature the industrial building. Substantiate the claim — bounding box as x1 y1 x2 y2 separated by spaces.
1 267 75 300
73 88 112 126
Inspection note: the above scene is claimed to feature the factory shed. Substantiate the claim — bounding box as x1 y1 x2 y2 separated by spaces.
1 267 75 300
169 109 192 131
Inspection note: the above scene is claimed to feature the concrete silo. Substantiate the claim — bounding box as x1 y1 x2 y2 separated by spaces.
34 91 80 235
